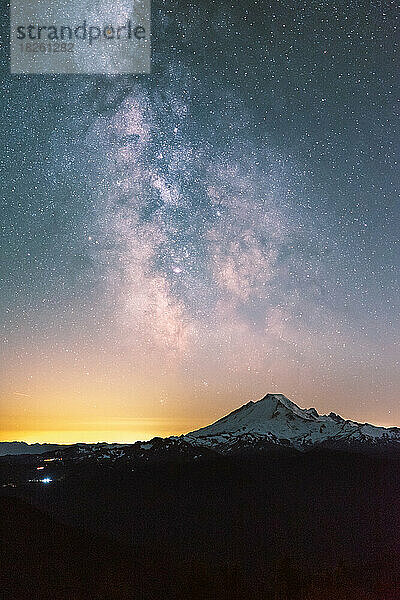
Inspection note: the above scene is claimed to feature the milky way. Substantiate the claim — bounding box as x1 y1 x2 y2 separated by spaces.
1 0 399 442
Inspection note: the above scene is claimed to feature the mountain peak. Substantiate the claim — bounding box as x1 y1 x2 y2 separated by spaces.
258 393 301 410
184 393 400 452
186 393 314 441
259 393 290 403
256 393 320 421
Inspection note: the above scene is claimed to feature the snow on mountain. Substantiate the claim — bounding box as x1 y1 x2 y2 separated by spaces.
182 393 400 452
7 394 398 470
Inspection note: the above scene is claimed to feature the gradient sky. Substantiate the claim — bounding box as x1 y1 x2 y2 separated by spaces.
1 0 399 443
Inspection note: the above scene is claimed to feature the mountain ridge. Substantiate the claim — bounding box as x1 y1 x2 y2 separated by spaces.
2 394 399 461
0 442 66 457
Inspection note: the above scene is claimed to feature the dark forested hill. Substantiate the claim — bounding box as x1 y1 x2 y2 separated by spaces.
1 450 400 599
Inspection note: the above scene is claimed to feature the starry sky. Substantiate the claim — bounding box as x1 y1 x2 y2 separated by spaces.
1 0 399 443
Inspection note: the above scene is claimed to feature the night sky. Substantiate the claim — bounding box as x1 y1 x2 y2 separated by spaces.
1 0 399 443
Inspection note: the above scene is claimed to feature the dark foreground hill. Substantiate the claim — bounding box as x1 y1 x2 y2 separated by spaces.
1 449 400 599
0 496 139 600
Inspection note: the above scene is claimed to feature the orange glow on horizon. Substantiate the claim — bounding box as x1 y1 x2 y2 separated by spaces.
0 415 203 445
1 406 399 445
0 426 191 445
2 348 399 445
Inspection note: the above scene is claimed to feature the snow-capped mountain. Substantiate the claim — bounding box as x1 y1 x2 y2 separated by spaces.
5 394 398 477
182 393 400 453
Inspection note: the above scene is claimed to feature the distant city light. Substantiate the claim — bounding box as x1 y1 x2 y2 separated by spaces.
41 477 52 483
36 466 44 470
